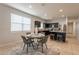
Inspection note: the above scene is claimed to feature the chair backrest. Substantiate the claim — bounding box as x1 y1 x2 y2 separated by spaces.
26 32 31 35
21 35 28 44
41 36 48 43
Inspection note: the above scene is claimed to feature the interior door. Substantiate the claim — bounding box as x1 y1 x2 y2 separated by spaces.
68 22 73 34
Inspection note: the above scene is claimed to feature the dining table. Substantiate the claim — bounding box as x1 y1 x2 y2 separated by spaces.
26 33 45 43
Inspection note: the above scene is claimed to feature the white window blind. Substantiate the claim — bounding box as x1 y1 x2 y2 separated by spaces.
11 13 31 31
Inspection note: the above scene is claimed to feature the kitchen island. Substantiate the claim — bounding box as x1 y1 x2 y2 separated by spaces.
39 30 66 42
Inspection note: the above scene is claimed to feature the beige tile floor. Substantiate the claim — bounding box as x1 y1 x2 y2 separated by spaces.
0 36 79 55
47 37 79 55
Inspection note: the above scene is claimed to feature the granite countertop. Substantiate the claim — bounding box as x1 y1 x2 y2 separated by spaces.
50 30 66 33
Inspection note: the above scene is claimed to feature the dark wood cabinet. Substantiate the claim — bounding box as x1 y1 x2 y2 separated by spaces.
44 23 52 28
35 21 41 27
43 23 59 28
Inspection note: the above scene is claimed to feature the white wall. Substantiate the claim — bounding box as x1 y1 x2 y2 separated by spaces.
67 17 77 37
76 17 79 40
0 4 45 46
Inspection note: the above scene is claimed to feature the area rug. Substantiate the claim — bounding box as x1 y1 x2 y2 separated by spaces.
8 46 60 55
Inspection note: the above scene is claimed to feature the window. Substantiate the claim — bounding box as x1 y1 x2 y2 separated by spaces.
11 13 31 31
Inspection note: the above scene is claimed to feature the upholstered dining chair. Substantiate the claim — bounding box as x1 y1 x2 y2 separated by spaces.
21 35 34 53
37 36 48 53
26 32 31 35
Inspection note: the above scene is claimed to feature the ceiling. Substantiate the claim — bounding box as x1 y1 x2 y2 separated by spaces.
5 3 79 20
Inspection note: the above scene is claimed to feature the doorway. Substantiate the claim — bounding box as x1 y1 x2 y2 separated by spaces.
76 22 79 40
67 22 73 37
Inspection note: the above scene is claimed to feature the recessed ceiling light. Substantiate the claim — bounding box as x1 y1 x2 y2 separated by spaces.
59 9 63 12
61 15 65 17
29 5 32 8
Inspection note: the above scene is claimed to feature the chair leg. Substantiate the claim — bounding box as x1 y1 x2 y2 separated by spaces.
32 43 35 49
45 43 48 49
37 43 39 49
26 44 28 53
28 44 31 47
23 44 25 50
41 44 43 53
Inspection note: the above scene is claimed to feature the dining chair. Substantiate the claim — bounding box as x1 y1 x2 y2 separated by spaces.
21 35 34 53
37 36 48 53
50 34 55 40
26 32 31 35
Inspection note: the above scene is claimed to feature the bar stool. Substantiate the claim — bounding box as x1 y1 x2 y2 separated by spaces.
57 34 63 41
50 34 55 40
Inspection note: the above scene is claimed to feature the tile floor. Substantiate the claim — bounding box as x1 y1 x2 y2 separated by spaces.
0 36 79 55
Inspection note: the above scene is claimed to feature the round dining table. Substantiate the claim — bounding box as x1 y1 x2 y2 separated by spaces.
26 33 45 43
